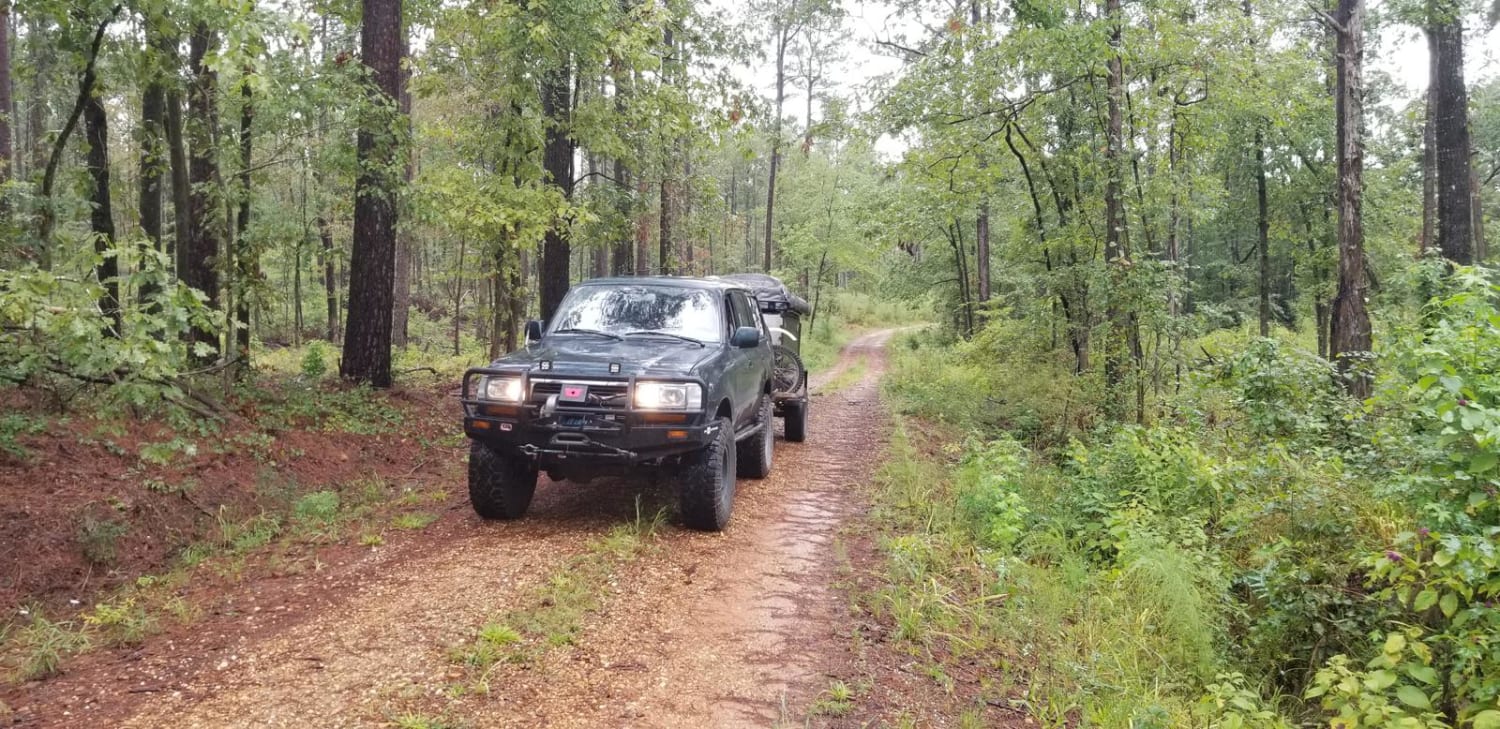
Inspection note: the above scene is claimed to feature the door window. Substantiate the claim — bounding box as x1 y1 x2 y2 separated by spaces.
728 291 758 331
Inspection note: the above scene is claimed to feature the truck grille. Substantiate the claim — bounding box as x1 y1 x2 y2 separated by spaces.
530 381 630 409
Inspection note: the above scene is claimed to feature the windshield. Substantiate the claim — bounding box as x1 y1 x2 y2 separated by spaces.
548 285 723 343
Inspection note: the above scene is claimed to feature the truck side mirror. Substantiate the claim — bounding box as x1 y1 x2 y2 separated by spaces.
525 320 544 344
731 326 761 348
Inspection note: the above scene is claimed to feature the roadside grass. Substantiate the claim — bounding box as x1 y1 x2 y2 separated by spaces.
864 393 1218 725
447 499 668 692
388 711 465 729
871 327 1410 726
809 679 857 716
813 359 866 395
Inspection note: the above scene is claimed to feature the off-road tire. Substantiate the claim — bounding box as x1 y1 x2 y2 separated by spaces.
679 417 736 531
737 396 774 479
784 398 808 443
468 441 538 520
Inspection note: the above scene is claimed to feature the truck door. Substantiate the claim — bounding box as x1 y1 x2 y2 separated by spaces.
726 290 762 427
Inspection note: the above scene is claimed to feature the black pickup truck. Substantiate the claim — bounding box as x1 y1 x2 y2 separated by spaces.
460 277 776 531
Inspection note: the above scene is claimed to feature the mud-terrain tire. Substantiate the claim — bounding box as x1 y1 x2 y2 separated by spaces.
679 417 736 531
468 441 538 520
784 398 808 443
737 396 774 479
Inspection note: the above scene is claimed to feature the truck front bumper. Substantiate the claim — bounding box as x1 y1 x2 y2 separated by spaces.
461 367 715 464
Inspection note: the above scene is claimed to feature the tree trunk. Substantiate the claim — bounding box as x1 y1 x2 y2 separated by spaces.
392 39 413 349
38 8 117 254
340 0 403 387
320 216 337 340
234 73 255 369
139 29 167 309
84 92 120 333
453 236 465 356
163 46 190 269
764 26 789 272
635 175 651 275
1421 26 1437 255
1329 0 1372 398
1430 0 1473 265
1474 164 1488 261
660 174 673 275
976 203 990 303
538 61 573 322
0 0 12 189
612 159 633 274
184 23 221 363
24 12 46 183
1102 0 1141 421
1255 127 1270 337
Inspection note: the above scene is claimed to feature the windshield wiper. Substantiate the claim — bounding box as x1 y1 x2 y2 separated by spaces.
553 328 623 340
625 330 706 347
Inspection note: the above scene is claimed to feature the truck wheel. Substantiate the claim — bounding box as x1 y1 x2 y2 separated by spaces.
679 417 736 531
784 398 808 443
468 441 537 520
737 396 773 479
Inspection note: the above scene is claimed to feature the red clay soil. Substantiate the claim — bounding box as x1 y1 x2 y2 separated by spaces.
0 383 457 616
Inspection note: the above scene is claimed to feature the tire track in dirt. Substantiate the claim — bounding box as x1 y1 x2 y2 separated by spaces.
6 330 898 728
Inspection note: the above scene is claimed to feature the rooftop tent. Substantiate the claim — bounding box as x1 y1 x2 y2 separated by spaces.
717 273 811 316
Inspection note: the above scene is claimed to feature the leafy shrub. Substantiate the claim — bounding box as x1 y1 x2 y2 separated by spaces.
954 437 1031 551
0 413 45 460
77 515 128 566
0 248 223 415
301 341 328 379
292 490 341 527
7 613 88 681
1217 338 1348 440
83 597 156 646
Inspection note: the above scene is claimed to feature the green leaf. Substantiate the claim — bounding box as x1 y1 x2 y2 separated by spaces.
1395 685 1431 710
1414 589 1438 611
1403 665 1438 686
1472 710 1500 729
1385 632 1408 655
1472 451 1498 473
1364 669 1398 692
1439 592 1459 617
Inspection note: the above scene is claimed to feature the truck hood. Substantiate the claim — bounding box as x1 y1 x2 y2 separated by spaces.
490 338 716 378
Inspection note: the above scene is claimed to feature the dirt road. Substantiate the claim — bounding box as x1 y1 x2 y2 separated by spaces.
5 329 899 728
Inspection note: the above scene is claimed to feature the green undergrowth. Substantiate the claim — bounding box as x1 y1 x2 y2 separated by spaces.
872 270 1500 728
445 501 667 695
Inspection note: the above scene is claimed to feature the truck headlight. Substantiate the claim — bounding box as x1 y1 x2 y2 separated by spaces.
483 376 524 403
634 382 702 410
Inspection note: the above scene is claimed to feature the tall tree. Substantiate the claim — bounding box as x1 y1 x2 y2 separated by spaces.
1102 0 1141 421
83 82 119 332
340 0 405 386
0 0 12 190
392 33 413 349
1420 26 1437 254
760 0 808 272
139 18 167 268
1428 0 1474 265
233 69 256 369
538 61 574 321
1328 0 1372 397
183 23 221 362
38 6 118 255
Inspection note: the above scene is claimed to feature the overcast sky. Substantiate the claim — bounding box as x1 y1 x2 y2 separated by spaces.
716 0 1500 157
